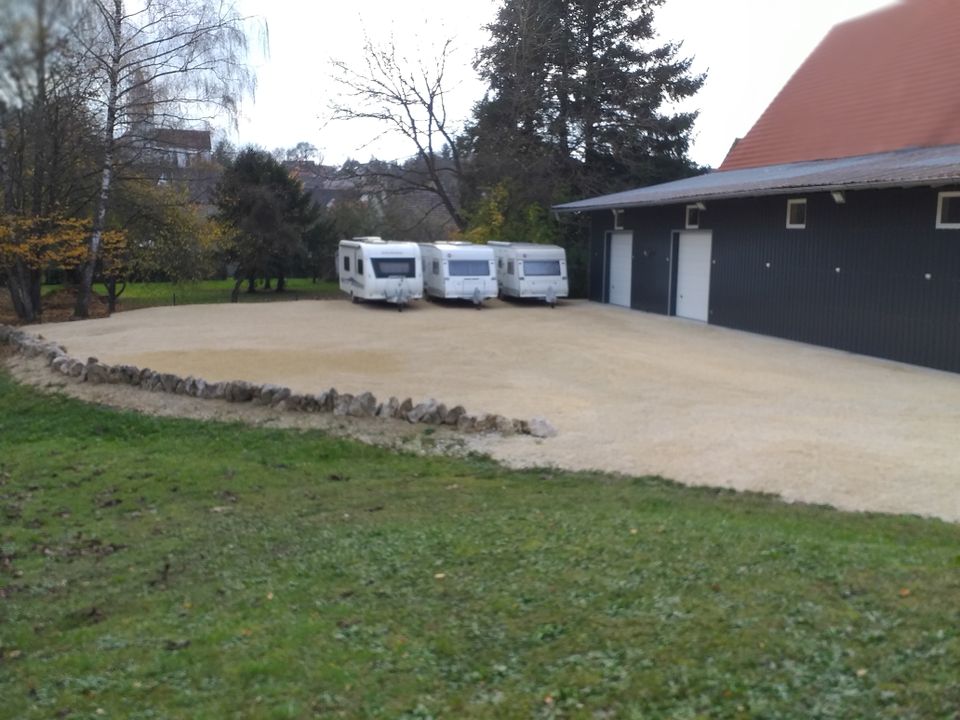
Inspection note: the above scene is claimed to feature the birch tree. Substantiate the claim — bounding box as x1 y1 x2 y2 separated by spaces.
72 0 258 318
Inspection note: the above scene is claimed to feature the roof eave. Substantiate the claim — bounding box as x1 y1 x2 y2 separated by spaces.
553 176 960 214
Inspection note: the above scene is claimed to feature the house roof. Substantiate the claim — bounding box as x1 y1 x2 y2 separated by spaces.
553 144 960 213
721 0 960 171
152 129 212 152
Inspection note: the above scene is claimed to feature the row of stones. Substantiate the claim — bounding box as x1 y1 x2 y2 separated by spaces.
0 325 558 438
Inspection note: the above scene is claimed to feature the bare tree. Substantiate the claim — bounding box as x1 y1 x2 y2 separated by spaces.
329 37 467 232
72 0 259 318
0 0 100 322
285 141 320 164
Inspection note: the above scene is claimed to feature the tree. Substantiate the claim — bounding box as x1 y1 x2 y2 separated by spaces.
0 214 127 313
462 0 704 295
285 141 320 164
215 147 320 301
72 0 258 318
102 178 221 309
469 0 705 203
0 0 103 322
329 37 467 231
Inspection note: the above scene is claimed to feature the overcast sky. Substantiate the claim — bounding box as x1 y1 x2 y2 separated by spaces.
232 0 896 169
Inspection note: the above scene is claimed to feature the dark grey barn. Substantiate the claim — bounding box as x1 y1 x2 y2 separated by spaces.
554 145 960 373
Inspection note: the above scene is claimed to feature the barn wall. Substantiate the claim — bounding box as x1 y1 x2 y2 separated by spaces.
587 186 960 373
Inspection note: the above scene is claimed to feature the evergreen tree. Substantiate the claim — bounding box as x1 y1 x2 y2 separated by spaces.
468 0 705 206
214 148 320 301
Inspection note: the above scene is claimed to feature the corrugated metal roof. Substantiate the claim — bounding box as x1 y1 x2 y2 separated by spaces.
721 0 960 170
553 144 960 213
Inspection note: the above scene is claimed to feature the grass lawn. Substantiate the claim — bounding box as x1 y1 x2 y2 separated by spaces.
1 368 958 719
90 279 340 310
1 280 341 326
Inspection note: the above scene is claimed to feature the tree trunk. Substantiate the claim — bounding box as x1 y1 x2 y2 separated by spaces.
246 275 256 293
0 63 32 322
105 279 125 313
75 0 123 319
230 277 243 303
29 268 41 317
263 276 272 290
7 261 39 323
275 274 286 293
31 0 48 219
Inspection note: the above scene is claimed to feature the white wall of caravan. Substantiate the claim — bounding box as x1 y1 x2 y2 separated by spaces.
490 242 569 303
337 239 423 305
420 243 498 303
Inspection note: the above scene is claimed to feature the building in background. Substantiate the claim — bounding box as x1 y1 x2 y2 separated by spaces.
556 0 960 373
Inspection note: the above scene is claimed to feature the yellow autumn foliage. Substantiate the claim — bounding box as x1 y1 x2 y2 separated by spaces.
455 182 508 244
0 214 127 273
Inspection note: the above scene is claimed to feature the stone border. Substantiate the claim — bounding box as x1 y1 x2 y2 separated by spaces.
0 325 558 438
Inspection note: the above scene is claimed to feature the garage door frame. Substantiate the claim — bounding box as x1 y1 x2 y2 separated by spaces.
607 230 633 308
674 230 713 322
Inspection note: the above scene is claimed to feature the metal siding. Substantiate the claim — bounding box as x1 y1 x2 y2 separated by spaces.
624 206 677 314
709 187 960 373
588 216 608 303
592 186 960 374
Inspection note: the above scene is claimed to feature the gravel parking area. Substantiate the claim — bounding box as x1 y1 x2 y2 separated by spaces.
24 298 960 521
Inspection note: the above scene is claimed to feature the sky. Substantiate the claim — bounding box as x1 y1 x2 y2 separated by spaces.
231 0 897 169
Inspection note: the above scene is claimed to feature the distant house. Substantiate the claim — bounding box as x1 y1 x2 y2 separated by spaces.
143 128 212 168
117 126 217 212
555 0 960 373
285 162 362 209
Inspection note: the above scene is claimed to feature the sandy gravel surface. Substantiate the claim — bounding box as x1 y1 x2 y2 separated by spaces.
22 298 960 521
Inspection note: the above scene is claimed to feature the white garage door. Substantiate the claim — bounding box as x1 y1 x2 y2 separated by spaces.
676 231 712 322
608 231 633 308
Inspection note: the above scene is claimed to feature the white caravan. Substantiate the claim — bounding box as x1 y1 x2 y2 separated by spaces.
419 242 498 308
338 237 423 310
489 241 569 306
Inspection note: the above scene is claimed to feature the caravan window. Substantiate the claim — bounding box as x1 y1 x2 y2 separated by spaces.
372 258 417 278
507 260 514 275
449 260 490 277
357 258 363 274
343 255 350 272
432 260 440 275
523 260 561 276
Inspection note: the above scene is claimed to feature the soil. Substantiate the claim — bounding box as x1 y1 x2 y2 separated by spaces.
0 287 110 326
11 298 960 521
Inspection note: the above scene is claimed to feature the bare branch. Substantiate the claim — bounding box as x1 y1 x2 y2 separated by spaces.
328 35 466 231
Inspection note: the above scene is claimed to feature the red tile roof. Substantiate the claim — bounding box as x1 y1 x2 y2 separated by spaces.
720 0 960 171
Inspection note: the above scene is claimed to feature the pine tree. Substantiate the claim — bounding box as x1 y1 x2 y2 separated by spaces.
469 0 705 205
214 148 320 301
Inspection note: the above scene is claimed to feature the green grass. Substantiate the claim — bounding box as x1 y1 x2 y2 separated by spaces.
1 369 958 719
88 278 340 309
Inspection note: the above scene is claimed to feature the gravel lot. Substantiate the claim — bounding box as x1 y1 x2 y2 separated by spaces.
25 298 960 521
